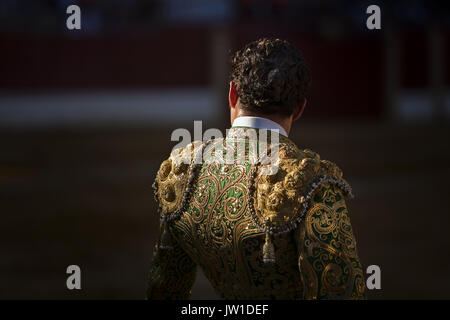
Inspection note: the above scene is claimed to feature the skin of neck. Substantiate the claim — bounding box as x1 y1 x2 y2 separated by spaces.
228 82 306 136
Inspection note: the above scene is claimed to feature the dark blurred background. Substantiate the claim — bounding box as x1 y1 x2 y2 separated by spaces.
1 0 450 299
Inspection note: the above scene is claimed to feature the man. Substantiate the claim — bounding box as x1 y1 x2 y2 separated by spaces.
147 38 365 299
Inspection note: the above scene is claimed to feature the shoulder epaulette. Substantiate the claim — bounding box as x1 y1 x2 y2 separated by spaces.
247 143 353 263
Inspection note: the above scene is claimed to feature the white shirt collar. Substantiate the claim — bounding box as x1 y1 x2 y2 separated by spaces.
231 116 288 137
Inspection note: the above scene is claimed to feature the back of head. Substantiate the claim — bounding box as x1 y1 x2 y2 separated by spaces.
230 38 311 117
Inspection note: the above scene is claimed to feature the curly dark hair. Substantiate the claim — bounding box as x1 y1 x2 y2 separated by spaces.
230 38 311 116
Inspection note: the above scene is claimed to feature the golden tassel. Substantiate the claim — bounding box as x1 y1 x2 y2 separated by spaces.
159 221 173 250
262 232 275 263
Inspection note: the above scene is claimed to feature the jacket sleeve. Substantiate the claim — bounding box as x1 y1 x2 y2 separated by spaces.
295 183 366 299
146 223 197 299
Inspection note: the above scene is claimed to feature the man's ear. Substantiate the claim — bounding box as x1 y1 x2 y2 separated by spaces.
292 98 307 121
229 82 238 109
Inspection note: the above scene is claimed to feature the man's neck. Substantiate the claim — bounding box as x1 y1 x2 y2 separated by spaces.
235 112 292 136
232 116 289 137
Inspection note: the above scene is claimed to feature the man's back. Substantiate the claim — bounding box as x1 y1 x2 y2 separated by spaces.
147 128 365 299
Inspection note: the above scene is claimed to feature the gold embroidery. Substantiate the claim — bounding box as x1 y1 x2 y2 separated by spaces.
297 184 366 299
252 145 349 231
147 128 365 299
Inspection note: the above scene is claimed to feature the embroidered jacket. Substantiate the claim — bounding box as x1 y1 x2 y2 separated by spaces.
147 128 366 299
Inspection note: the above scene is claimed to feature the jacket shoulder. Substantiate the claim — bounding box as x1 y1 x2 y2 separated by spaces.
252 145 352 233
153 141 203 218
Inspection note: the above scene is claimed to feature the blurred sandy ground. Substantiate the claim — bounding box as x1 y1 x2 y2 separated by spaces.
1 121 449 299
